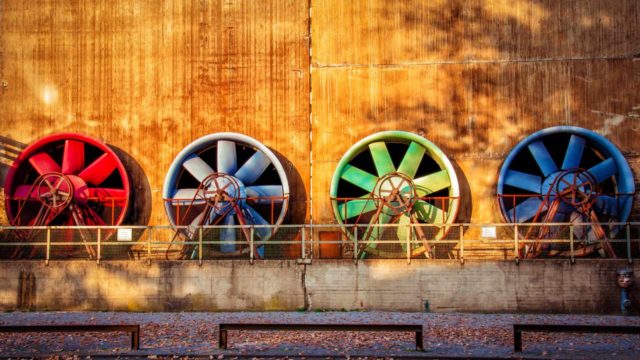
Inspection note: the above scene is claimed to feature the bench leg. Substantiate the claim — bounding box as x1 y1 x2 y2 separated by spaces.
416 330 423 351
131 329 140 350
514 330 522 352
219 329 228 349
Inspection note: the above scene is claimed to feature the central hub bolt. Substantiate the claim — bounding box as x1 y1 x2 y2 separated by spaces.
375 172 417 215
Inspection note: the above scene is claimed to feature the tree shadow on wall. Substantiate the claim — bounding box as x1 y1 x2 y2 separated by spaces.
0 135 27 189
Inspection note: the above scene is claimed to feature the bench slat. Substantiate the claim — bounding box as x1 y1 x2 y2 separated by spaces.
514 323 640 352
0 324 140 350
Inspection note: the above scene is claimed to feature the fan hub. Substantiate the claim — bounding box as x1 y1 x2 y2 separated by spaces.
541 169 597 210
34 173 91 209
374 172 417 215
202 173 246 215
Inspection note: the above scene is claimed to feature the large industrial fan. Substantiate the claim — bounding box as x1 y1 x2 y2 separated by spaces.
163 133 289 259
330 131 460 258
497 126 635 258
3 133 130 258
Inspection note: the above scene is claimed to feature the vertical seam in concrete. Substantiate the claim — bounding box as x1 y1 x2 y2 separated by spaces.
301 264 310 310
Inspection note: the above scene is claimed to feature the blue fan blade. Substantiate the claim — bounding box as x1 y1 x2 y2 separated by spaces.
246 185 284 204
587 158 617 183
217 140 237 174
507 197 545 222
503 170 542 193
171 188 206 205
235 151 270 185
220 213 236 253
561 135 585 169
245 206 271 257
183 154 215 183
528 141 557 177
594 195 619 217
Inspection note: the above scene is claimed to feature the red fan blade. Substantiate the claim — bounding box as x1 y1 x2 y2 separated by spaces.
29 152 61 175
13 185 46 200
82 206 106 225
87 188 128 207
78 153 117 186
61 140 85 175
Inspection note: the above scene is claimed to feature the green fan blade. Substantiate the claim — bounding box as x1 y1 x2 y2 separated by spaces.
340 164 378 193
397 214 413 252
337 197 377 220
414 200 445 223
413 170 451 196
397 142 425 178
369 142 395 176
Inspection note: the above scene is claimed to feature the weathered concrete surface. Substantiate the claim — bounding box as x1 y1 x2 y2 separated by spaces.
0 259 638 313
0 260 305 311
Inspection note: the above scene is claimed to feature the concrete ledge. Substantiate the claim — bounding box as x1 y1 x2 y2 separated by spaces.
0 259 637 313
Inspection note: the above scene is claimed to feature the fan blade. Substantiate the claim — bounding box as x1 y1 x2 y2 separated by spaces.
245 206 271 257
78 153 117 186
170 188 206 206
217 140 237 175
340 165 378 193
61 140 84 175
80 206 107 226
369 142 395 176
87 188 128 207
13 185 45 200
29 152 61 175
397 214 412 252
528 141 558 177
413 170 451 196
587 158 617 183
364 213 392 250
594 195 619 217
561 135 585 169
182 154 215 183
246 185 285 204
220 214 236 253
503 170 542 193
235 151 271 185
337 197 377 219
397 142 426 178
507 197 545 222
414 200 445 223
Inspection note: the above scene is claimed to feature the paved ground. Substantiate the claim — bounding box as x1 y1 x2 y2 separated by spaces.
0 311 639 359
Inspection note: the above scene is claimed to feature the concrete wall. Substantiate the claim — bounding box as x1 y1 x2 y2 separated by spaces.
1 259 638 313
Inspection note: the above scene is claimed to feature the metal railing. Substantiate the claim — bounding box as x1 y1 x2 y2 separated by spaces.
0 222 638 264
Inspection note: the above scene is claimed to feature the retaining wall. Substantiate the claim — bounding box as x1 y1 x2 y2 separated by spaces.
1 260 638 313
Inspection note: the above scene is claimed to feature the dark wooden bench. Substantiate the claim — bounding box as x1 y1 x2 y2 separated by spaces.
514 323 640 352
219 323 423 351
0 324 140 350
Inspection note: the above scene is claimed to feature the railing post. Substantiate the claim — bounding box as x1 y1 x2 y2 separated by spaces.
514 224 519 264
626 223 632 264
96 227 101 264
353 226 358 264
569 224 575 264
250 226 254 265
45 227 51 266
146 227 152 265
198 227 203 266
459 224 464 264
301 226 306 259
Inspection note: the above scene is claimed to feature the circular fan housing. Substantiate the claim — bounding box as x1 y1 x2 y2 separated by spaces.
163 133 290 257
330 131 460 258
4 133 130 227
497 126 635 257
